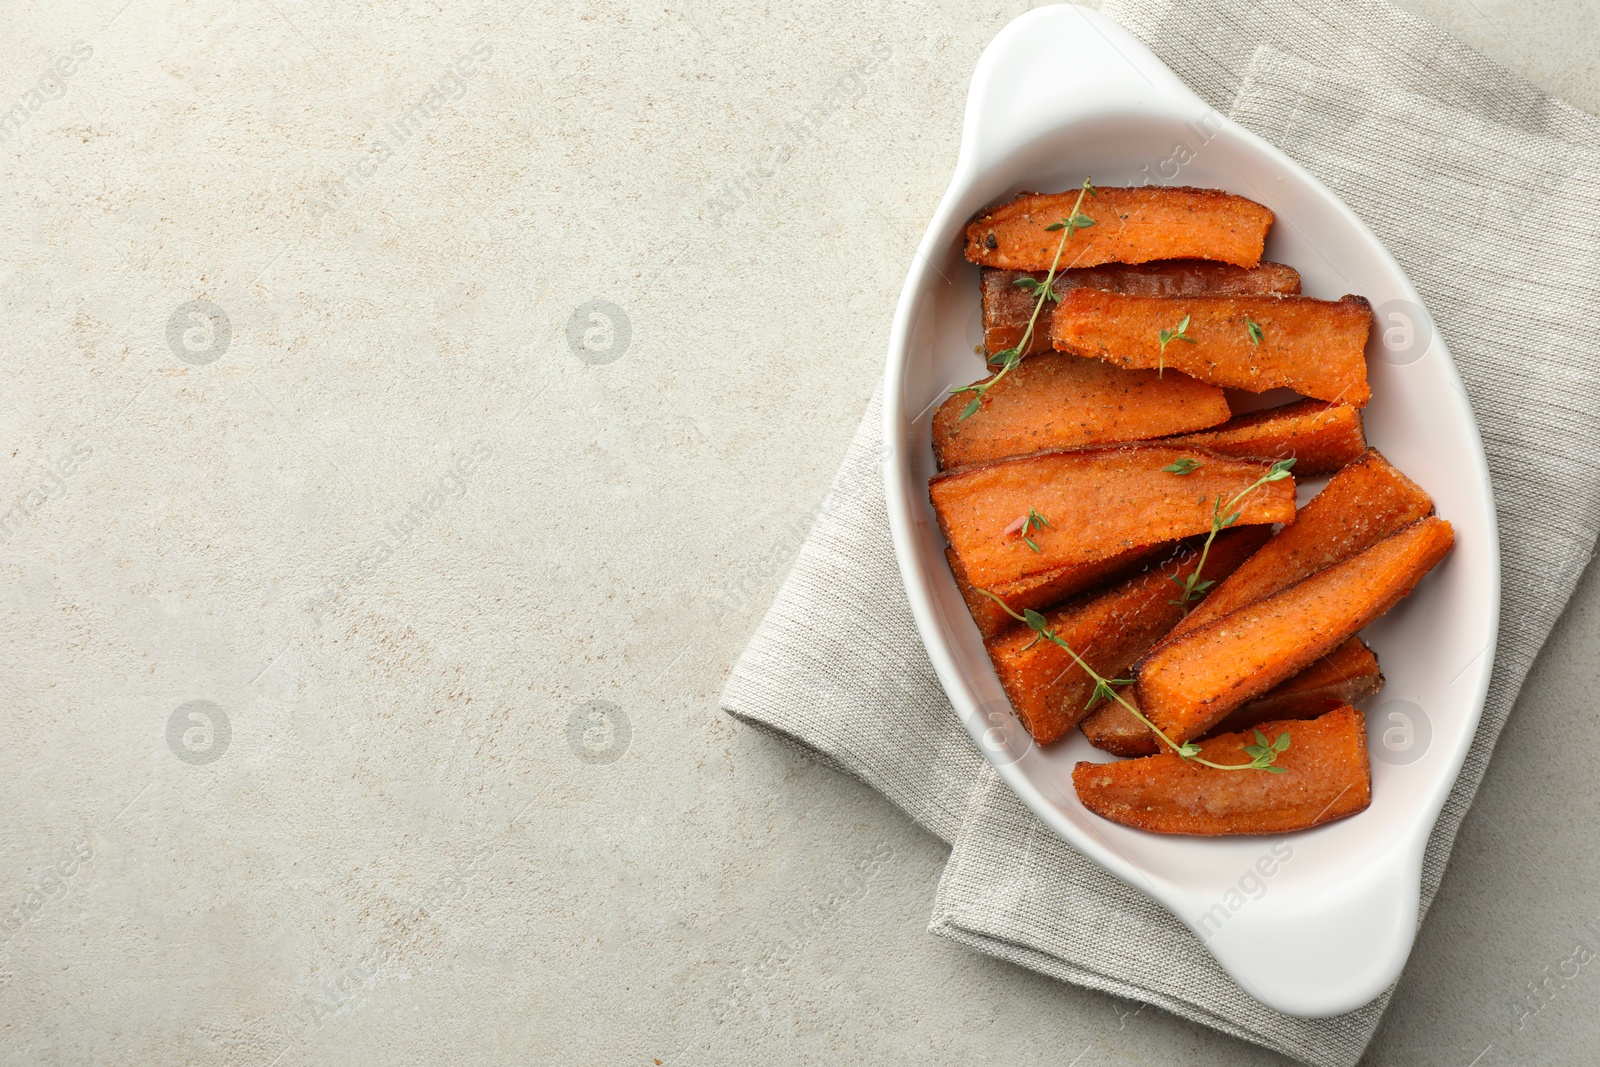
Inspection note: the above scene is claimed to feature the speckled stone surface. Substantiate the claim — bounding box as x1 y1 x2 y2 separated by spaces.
0 1 1596 1064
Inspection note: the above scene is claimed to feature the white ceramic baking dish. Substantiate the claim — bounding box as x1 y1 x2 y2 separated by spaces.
882 4 1499 1017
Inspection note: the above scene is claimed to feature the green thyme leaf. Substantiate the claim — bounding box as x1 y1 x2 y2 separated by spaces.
1085 677 1134 711
1246 317 1263 345
1163 458 1203 475
1155 314 1196 377
1238 728 1291 771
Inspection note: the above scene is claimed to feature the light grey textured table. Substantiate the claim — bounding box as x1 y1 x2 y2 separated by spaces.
1 1 1596 1064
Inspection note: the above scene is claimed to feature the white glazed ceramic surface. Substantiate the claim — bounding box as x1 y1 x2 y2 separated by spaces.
883 5 1500 1018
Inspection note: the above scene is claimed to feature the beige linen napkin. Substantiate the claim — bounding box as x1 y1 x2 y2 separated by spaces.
722 2 1600 1063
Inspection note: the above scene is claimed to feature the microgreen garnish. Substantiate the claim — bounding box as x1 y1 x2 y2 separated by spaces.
1162 458 1203 476
980 590 1286 771
1169 458 1296 614
1155 314 1197 378
952 178 1097 419
1245 317 1264 346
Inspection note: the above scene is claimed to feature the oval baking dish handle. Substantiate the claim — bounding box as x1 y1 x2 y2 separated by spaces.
1187 847 1421 1017
956 5 1213 174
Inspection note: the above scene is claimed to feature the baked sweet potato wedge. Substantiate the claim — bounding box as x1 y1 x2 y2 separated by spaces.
1162 448 1434 648
1222 636 1383 728
1135 517 1455 742
1164 399 1366 477
981 261 1302 356
985 529 1269 744
947 544 1171 640
965 187 1274 271
930 445 1297 591
1081 637 1381 756
1051 290 1374 405
933 354 1230 469
1072 705 1372 835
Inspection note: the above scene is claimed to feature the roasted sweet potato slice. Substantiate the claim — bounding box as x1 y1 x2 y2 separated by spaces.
1162 448 1434 647
1051 290 1374 406
986 529 1269 745
1164 399 1366 477
933 354 1229 470
981 261 1302 356
1223 637 1383 728
1081 637 1381 756
1135 517 1455 742
947 545 1171 640
965 187 1274 271
1071 705 1372 835
930 445 1296 591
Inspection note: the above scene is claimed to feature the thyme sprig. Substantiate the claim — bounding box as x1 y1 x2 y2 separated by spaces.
1169 458 1297 614
978 590 1288 771
1012 276 1058 302
1004 507 1051 552
952 178 1097 420
1245 317 1264 346
1162 458 1203 476
1156 314 1196 378
1242 728 1291 771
